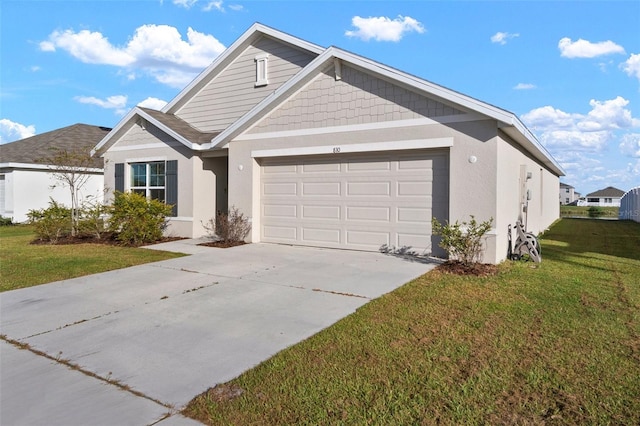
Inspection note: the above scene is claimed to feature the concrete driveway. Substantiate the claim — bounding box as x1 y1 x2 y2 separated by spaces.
1 241 436 425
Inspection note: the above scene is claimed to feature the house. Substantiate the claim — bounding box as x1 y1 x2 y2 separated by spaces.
92 23 564 264
619 187 640 222
579 186 625 207
0 124 108 222
559 182 580 205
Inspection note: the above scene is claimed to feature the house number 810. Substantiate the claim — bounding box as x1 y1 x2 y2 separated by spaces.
333 147 341 153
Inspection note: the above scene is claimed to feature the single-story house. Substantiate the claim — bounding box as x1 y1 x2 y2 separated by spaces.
559 182 580 205
619 187 639 222
0 124 108 222
578 186 625 207
92 23 564 263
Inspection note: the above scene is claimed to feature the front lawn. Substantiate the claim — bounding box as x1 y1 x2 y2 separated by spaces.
184 219 640 425
0 225 185 292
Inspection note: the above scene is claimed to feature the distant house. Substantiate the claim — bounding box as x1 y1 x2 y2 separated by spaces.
0 124 109 222
559 183 580 205
579 186 625 207
619 187 640 222
92 23 564 264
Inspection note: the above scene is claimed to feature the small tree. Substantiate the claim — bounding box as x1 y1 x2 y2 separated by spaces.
431 216 494 265
38 147 102 237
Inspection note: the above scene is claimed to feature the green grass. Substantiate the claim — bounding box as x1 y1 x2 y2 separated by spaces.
184 219 640 425
561 205 619 217
0 225 185 292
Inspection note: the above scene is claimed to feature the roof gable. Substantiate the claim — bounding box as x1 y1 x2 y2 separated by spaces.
1 124 109 168
587 186 625 197
163 23 324 116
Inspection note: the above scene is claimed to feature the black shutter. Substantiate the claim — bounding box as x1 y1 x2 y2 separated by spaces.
115 163 124 193
166 160 178 217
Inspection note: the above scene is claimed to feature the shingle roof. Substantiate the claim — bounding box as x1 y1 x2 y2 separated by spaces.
139 107 220 145
0 123 110 168
586 186 625 197
560 182 575 189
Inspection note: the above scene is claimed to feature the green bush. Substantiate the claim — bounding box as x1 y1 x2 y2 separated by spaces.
77 200 109 239
108 191 173 246
431 216 494 265
588 206 605 217
27 200 72 243
203 206 251 243
0 216 13 226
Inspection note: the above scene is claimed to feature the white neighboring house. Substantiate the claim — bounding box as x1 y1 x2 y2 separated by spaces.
578 186 625 207
0 124 109 223
559 182 580 205
92 23 564 264
619 187 640 222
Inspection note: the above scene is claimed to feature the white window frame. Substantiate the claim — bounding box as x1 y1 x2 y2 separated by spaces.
255 54 269 87
129 161 166 202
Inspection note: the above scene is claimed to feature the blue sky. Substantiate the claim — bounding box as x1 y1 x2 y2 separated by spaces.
1 0 639 195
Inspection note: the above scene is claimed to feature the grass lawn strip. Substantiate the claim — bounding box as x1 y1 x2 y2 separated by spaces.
0 225 185 292
183 219 640 425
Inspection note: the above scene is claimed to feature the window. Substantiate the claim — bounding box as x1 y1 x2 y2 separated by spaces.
588 198 599 203
130 161 165 202
605 198 612 203
255 54 269 87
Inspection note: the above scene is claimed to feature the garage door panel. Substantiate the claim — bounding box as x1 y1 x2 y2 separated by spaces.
263 204 297 218
347 181 390 196
261 150 449 253
263 224 297 240
346 206 390 222
302 205 341 220
302 181 341 196
302 227 341 244
263 164 298 174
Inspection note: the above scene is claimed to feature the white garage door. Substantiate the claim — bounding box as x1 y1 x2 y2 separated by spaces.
259 149 449 253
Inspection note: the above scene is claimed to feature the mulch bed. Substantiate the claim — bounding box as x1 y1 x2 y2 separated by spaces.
30 233 187 247
198 240 247 248
436 260 499 277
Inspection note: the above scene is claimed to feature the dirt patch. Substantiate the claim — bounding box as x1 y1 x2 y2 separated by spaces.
435 260 499 277
198 240 247 248
203 384 245 403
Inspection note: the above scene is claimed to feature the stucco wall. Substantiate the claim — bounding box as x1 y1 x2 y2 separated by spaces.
102 123 217 238
0 168 103 223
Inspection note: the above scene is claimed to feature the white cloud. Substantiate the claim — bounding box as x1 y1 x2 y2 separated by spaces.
345 16 425 42
137 97 168 110
514 83 536 90
620 133 640 157
0 119 36 144
173 0 198 8
40 25 226 88
491 31 519 45
228 4 243 11
30 66 41 72
558 37 625 58
622 53 640 81
203 0 223 11
75 95 128 115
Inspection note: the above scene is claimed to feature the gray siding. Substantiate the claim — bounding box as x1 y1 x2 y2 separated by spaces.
176 36 316 132
250 64 465 133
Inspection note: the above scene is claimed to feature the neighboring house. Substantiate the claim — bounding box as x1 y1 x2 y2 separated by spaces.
579 186 625 207
559 182 580 205
0 124 108 222
92 23 564 264
619 187 640 222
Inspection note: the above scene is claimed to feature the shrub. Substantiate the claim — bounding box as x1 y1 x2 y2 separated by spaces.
77 200 110 239
588 206 605 217
431 216 494 265
203 206 251 243
27 200 72 243
0 216 12 226
108 191 173 245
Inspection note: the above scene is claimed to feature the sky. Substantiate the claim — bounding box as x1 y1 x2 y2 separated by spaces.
1 0 639 196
